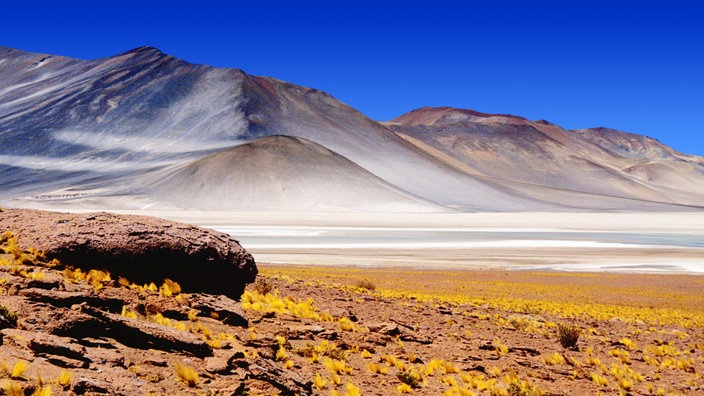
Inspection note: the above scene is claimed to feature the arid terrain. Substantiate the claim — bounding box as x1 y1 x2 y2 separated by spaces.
1 209 703 395
2 45 704 396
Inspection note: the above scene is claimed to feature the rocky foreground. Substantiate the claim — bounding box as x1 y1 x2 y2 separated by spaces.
0 209 257 298
0 208 263 394
1 209 703 395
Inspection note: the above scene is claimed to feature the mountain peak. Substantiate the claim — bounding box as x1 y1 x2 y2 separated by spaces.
115 46 172 59
126 46 166 55
389 106 527 126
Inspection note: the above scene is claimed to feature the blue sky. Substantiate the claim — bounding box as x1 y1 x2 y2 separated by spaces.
3 1 703 155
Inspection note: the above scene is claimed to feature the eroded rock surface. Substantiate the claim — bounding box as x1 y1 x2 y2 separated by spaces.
0 208 256 298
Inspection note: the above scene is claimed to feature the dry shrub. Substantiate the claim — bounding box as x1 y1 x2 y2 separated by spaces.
396 369 421 388
0 305 18 328
253 278 274 295
354 279 376 290
557 323 581 349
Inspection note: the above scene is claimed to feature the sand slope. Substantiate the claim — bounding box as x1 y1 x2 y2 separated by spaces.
141 135 442 212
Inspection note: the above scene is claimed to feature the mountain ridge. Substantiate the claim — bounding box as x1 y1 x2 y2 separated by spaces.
387 106 704 208
1 46 703 212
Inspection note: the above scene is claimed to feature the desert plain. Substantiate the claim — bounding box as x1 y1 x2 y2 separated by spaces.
1 208 704 395
173 210 704 395
148 210 704 272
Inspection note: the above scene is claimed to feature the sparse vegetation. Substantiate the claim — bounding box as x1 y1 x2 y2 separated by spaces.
507 379 542 396
0 305 18 327
251 267 704 396
557 323 581 349
397 368 422 388
57 370 72 387
174 363 199 387
4 382 23 396
354 279 376 290
313 373 327 389
11 360 28 379
493 339 509 356
253 277 275 295
159 278 181 297
1 229 703 396
542 352 566 366
32 386 52 396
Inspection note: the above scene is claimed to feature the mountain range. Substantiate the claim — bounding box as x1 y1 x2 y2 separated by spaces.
1 46 703 212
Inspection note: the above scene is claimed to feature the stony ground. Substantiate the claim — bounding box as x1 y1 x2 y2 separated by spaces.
1 222 704 395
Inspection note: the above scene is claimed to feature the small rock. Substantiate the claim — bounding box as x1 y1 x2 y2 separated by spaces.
205 356 230 374
368 322 400 336
86 347 125 368
144 355 168 367
244 356 312 395
319 329 338 340
188 294 248 326
19 288 125 312
81 306 213 357
45 355 89 369
438 306 452 315
3 329 91 367
286 324 325 339
73 377 109 394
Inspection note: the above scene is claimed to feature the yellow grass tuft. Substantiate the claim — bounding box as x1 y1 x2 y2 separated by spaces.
241 289 335 322
506 379 542 396
619 338 637 350
63 267 86 283
57 370 72 387
314 373 328 390
590 372 608 387
443 360 460 374
542 352 566 366
344 382 361 396
121 306 138 319
329 372 342 385
151 313 186 331
276 346 289 361
324 357 352 375
32 386 52 396
11 360 28 379
4 382 24 396
368 362 389 375
174 363 198 387
338 317 357 332
160 278 181 297
493 340 508 356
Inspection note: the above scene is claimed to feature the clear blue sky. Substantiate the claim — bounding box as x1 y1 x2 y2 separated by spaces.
3 1 703 155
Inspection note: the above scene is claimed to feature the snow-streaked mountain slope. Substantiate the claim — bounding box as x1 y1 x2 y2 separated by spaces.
1 47 702 212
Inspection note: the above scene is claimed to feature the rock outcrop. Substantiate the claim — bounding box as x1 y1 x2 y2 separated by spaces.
0 208 257 298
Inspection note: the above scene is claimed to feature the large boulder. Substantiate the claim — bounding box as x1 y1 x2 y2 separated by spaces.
0 208 256 298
